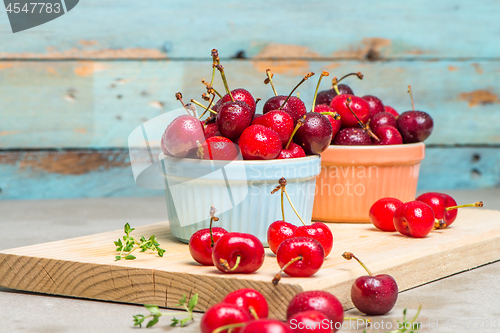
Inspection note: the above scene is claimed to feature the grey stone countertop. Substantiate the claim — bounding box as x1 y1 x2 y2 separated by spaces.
1 189 500 333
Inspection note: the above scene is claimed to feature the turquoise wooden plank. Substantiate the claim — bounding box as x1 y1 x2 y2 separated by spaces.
0 147 498 200
0 1 499 59
1 60 499 148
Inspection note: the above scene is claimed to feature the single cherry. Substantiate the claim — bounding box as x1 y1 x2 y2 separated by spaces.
369 197 404 232
287 291 343 332
393 201 435 238
397 85 433 143
315 72 363 106
222 288 269 319
189 206 228 266
288 310 332 333
221 88 256 114
384 105 399 117
212 232 265 274
330 94 370 129
202 136 240 160
252 110 294 147
204 121 220 139
241 319 292 333
216 101 254 140
278 119 307 159
332 128 372 145
373 125 403 145
238 125 282 160
310 71 342 140
363 95 385 118
294 113 333 155
161 114 205 158
268 220 298 254
342 252 398 315
369 112 397 133
200 303 251 333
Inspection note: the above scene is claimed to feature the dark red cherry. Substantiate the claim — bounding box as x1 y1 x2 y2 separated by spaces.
204 122 220 139
332 128 372 145
313 104 342 139
217 101 254 140
330 95 370 128
252 110 294 147
370 112 397 133
238 125 282 160
202 136 240 160
263 95 307 123
373 125 403 145
161 115 205 158
396 110 434 143
294 113 333 155
221 88 256 114
362 95 385 118
315 84 354 106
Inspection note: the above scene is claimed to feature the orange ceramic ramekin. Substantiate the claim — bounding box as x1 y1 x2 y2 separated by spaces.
312 143 425 222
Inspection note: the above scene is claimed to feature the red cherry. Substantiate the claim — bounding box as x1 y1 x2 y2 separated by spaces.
252 110 294 147
393 201 435 238
294 222 334 257
332 128 372 146
221 88 256 114
263 95 307 123
288 310 332 333
212 232 265 274
202 136 240 160
294 112 333 155
373 125 403 145
238 125 282 160
161 115 205 157
274 237 325 280
217 101 254 140
278 143 306 159
384 105 399 117
369 197 404 232
342 252 398 316
267 220 297 254
369 112 397 133
287 291 343 332
330 95 370 128
396 110 434 143
313 104 341 139
189 227 228 266
204 122 220 139
362 95 385 118
241 319 292 333
315 84 354 106
441 193 459 226
200 303 251 333
222 288 269 319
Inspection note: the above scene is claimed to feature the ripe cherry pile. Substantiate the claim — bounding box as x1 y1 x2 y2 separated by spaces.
200 288 345 333
161 49 435 162
369 192 483 238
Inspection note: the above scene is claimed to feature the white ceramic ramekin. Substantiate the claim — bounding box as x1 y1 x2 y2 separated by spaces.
159 154 321 246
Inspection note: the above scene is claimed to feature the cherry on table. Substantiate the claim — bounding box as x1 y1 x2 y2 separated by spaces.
268 220 297 254
369 197 404 232
212 232 265 274
241 319 292 333
189 206 228 265
238 124 282 160
393 201 435 238
288 310 333 332
222 288 269 319
200 303 251 333
342 252 398 316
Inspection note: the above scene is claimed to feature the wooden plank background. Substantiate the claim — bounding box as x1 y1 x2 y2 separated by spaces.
0 0 499 199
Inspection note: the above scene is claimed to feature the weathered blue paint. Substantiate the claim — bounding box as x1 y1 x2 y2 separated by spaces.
0 1 499 59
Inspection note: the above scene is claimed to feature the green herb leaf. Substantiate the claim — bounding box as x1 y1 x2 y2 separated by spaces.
170 318 180 327
146 316 160 328
115 255 122 261
125 255 136 260
144 304 161 315
188 294 198 312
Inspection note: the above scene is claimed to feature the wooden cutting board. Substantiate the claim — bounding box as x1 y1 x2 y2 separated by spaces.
1 208 499 319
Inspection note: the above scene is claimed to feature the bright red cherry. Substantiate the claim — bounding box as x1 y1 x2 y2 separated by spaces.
274 237 325 282
332 128 372 145
342 252 398 315
287 291 343 332
267 220 297 254
294 113 333 155
288 310 332 333
362 95 385 118
222 288 269 319
384 105 399 117
161 115 205 158
238 125 282 160
330 95 370 128
278 143 306 159
189 227 228 266
221 88 256 114
369 197 404 232
216 101 254 140
241 319 292 333
294 222 334 257
393 201 435 238
315 84 354 106
373 125 403 145
263 95 307 123
213 232 265 274
200 303 251 333
202 136 240 160
369 112 397 133
252 110 294 147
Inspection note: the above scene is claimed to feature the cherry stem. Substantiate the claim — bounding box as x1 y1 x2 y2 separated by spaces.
249 307 259 320
281 188 285 221
202 79 223 98
198 94 215 119
279 72 315 110
408 85 415 111
284 187 307 226
220 255 241 272
215 64 234 102
176 92 196 117
285 117 305 150
342 252 373 276
320 111 341 120
212 323 246 333
311 71 329 112
434 218 447 229
445 201 483 211
191 99 217 115
265 69 278 96
209 206 219 247
331 80 341 95
255 98 262 108
345 98 380 141
196 140 204 159
272 255 303 285
331 72 363 95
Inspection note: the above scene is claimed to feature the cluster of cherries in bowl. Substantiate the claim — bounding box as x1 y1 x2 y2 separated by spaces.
369 192 483 238
160 49 434 163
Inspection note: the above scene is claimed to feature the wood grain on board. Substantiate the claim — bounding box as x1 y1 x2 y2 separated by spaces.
1 208 499 319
